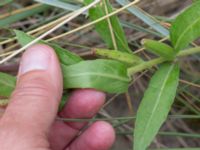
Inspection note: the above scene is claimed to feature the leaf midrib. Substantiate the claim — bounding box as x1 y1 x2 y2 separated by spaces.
174 16 200 50
137 64 175 149
0 78 15 89
65 72 129 82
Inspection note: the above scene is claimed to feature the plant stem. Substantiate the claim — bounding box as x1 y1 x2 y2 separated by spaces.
117 131 200 138
177 47 200 57
128 57 164 75
128 47 200 76
57 115 200 122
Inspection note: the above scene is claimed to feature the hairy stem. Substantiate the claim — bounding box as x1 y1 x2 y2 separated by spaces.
128 47 200 76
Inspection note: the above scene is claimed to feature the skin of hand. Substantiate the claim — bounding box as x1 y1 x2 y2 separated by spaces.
0 44 115 150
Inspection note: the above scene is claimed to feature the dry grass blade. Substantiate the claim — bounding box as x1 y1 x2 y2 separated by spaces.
0 0 101 64
46 0 141 42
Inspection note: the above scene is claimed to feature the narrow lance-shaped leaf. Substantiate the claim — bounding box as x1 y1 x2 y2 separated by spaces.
14 30 83 66
84 0 132 53
15 30 130 94
62 59 130 94
51 44 83 66
134 63 180 150
142 39 176 60
170 1 200 51
93 48 143 66
0 72 16 97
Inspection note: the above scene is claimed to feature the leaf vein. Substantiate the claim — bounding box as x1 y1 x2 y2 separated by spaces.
138 64 175 146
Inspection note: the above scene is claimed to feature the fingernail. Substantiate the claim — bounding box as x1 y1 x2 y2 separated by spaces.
19 45 51 75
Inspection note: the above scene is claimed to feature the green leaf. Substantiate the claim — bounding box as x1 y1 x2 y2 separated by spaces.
14 30 82 66
0 72 16 97
142 39 175 60
15 30 130 94
134 63 180 150
14 30 40 46
62 59 130 93
51 44 83 65
84 0 131 53
170 1 200 51
93 48 143 66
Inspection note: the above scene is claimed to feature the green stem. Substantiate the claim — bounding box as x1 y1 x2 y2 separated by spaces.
117 131 200 138
128 47 200 75
177 47 200 56
128 57 164 75
57 115 200 122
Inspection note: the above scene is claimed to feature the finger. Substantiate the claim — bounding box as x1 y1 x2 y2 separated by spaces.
1 44 63 133
49 89 105 150
67 121 115 150
60 89 105 129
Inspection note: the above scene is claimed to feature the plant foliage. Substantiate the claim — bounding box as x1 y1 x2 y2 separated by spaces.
134 63 180 150
84 0 132 53
1 2 200 150
170 1 200 51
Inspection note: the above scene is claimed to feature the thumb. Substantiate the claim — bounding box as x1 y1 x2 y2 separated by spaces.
1 44 63 132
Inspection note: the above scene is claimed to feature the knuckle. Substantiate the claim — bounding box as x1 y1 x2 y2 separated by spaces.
11 74 54 101
12 85 50 100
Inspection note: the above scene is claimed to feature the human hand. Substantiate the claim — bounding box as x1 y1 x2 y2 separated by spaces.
0 44 115 150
